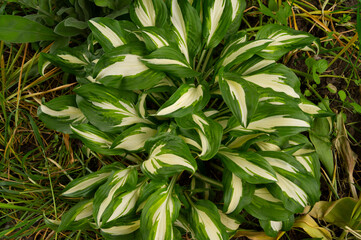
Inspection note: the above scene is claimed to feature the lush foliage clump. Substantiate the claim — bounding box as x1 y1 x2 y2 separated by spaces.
38 0 325 238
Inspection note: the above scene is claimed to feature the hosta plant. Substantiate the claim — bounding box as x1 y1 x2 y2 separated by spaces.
38 0 325 238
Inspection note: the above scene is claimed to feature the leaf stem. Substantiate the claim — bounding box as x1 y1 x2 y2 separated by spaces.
196 49 207 72
201 48 214 74
193 172 223 188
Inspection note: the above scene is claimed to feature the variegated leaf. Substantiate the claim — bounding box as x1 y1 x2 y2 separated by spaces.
258 151 307 174
226 0 246 35
142 46 199 78
219 72 259 127
203 0 232 49
266 170 320 213
137 180 168 212
293 151 320 179
57 199 93 231
167 0 202 64
176 112 223 160
222 169 254 214
228 98 311 137
244 188 293 221
218 39 273 70
93 43 165 89
156 83 209 118
141 133 197 179
112 124 157 152
189 200 229 240
140 27 171 51
217 209 241 234
101 218 141 238
256 24 320 60
101 182 145 224
61 162 123 198
88 18 138 52
37 95 87 134
140 178 181 240
235 55 276 75
93 167 138 226
218 147 277 184
130 0 168 27
259 215 294 237
70 123 122 155
75 83 153 133
226 133 268 150
241 64 301 99
39 46 89 76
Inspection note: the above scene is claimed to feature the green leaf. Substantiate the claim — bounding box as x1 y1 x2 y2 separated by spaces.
309 117 334 177
88 18 138 52
219 39 273 70
93 167 138 226
189 200 229 240
218 147 277 184
101 218 140 238
101 182 145 224
222 169 255 214
70 123 120 155
256 24 319 60
54 18 84 37
140 178 181 240
61 163 123 198
140 27 172 51
0 15 57 43
112 124 157 152
203 0 232 48
176 112 223 160
156 83 209 118
245 188 293 221
93 43 165 89
259 216 294 237
167 0 202 64
219 71 259 127
338 90 346 102
141 133 197 179
75 83 153 133
142 46 200 78
130 0 168 27
57 199 93 231
37 95 87 134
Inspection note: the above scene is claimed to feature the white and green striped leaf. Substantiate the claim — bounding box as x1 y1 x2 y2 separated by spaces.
142 46 200 78
222 170 255 214
141 133 197 179
235 55 276 75
88 18 138 52
244 188 293 221
130 0 168 27
219 72 259 127
176 112 223 160
101 182 145 224
189 200 229 240
37 95 87 134
140 178 181 240
101 219 140 238
112 124 157 152
217 209 241 234
218 147 277 184
256 24 320 60
137 180 168 212
241 64 301 99
167 0 202 64
75 83 153 133
140 27 171 51
61 162 123 198
156 83 209 118
267 170 320 213
203 0 232 48
218 39 273 70
93 43 165 89
225 0 246 36
259 216 294 238
57 199 93 231
93 167 138 227
39 46 89 76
